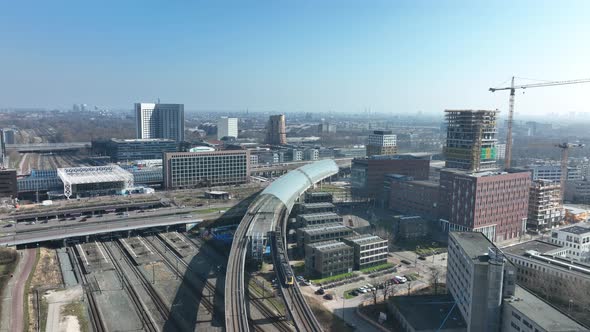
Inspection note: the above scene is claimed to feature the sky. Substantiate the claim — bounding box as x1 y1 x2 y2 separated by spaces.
1 0 589 117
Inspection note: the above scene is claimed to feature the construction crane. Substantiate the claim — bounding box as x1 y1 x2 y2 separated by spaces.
556 142 584 202
489 77 590 169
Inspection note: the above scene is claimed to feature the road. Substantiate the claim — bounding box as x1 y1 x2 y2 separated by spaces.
0 203 246 246
0 248 36 332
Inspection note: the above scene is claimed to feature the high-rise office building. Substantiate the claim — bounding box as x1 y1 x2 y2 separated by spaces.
217 117 238 140
527 179 563 232
265 114 287 145
366 130 397 157
444 110 498 171
447 232 515 332
2 129 15 145
135 103 185 142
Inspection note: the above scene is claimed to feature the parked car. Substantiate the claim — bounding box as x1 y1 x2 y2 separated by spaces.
401 259 411 265
418 256 426 260
323 293 334 300
315 288 325 295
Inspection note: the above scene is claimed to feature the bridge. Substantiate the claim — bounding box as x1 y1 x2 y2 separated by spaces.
0 215 202 246
6 142 91 153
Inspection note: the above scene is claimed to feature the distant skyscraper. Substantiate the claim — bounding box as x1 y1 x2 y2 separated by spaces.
366 130 397 156
135 103 185 142
265 114 287 145
217 117 238 140
444 110 498 172
2 129 14 145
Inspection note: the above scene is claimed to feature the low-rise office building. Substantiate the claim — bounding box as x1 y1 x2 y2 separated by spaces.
304 240 353 278
296 202 336 215
394 216 429 240
502 240 590 315
297 212 342 227
92 138 179 162
387 174 439 219
502 286 587 332
549 223 590 262
296 223 353 248
0 169 17 198
163 150 249 189
304 191 333 203
342 234 388 270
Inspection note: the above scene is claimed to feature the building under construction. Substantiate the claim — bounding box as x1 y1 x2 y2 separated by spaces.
444 110 498 172
527 179 563 232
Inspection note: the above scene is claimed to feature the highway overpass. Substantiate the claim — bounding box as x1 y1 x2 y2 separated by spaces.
6 142 91 153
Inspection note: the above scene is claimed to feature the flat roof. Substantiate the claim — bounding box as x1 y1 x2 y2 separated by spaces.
502 240 562 256
306 240 351 252
390 294 466 331
300 223 351 235
299 212 341 221
506 286 587 331
300 202 335 208
344 234 387 245
559 224 590 235
111 138 175 143
450 232 494 260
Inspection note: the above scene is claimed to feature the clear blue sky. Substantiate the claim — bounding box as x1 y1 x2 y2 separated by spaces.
1 0 589 116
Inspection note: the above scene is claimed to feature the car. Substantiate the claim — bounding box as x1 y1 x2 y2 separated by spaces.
401 259 411 265
3 224 12 228
95 214 103 218
303 281 312 286
350 290 359 296
359 288 368 293
345 322 357 330
418 256 427 260
137 210 145 213
296 276 305 282
315 288 325 295
323 294 334 300
69 217 76 220
183 215 193 219
365 284 374 288
40 220 48 224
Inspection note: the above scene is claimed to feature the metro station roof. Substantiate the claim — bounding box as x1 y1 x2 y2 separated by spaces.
260 159 339 211
57 165 134 185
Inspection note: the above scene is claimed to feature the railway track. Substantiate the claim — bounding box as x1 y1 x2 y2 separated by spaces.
143 234 218 316
178 230 292 331
67 244 106 332
225 213 254 332
101 240 165 332
278 213 323 332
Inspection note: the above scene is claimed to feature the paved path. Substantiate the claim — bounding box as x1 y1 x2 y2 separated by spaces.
0 248 36 332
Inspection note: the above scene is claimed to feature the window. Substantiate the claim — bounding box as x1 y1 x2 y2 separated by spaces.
511 321 521 331
512 312 521 320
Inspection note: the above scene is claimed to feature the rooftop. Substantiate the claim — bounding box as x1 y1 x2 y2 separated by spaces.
57 165 134 185
299 212 341 221
300 202 336 208
306 240 351 252
450 232 495 260
343 234 387 245
505 286 587 331
390 294 466 331
558 223 590 235
299 222 351 235
501 240 562 257
111 138 175 143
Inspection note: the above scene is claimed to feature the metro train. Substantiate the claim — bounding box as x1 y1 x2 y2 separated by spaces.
271 231 295 286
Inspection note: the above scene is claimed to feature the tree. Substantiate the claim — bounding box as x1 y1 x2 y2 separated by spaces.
370 287 379 305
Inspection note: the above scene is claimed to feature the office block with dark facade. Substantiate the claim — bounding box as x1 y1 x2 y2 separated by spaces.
0 169 17 198
387 174 439 219
92 138 179 162
296 202 336 215
163 150 249 189
304 191 333 203
342 234 388 270
394 216 430 240
351 155 430 199
296 223 353 248
439 169 531 242
304 240 354 278
297 212 342 227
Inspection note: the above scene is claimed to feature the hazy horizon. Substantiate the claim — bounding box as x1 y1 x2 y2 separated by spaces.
1 1 589 115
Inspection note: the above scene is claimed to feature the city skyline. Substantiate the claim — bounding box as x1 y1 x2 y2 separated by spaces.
1 1 589 115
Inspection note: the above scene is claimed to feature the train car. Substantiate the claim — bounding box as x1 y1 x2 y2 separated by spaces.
282 261 294 286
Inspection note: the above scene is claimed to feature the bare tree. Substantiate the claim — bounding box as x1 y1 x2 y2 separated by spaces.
382 282 393 302
428 267 441 295
370 287 379 305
